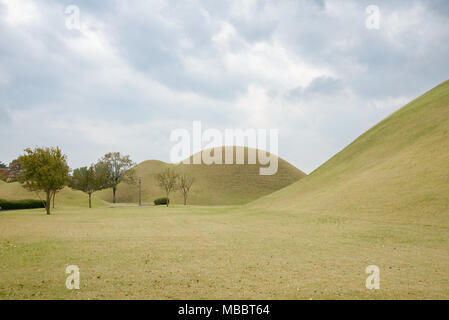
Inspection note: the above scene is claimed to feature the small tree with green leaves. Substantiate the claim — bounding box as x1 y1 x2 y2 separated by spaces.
17 147 69 215
99 152 136 203
156 168 179 207
71 162 110 208
178 174 195 205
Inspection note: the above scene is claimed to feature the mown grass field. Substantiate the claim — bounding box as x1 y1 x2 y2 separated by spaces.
0 205 447 299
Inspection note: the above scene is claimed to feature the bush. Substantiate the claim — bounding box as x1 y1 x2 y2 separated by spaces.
154 197 170 206
0 199 46 210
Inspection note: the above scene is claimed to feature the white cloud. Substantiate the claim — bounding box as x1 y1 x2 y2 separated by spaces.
1 0 40 26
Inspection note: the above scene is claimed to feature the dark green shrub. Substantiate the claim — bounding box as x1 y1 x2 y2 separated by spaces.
0 198 46 210
154 197 170 206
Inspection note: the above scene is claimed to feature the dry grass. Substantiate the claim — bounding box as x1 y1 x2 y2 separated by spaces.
0 205 447 299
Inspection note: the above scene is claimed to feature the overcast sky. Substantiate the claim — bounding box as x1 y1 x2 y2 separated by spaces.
1 0 448 173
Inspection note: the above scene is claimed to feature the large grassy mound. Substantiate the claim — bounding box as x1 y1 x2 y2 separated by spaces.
0 182 108 208
97 146 305 205
250 80 449 224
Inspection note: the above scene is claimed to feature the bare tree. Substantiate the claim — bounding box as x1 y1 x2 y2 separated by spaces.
156 168 178 207
178 174 194 205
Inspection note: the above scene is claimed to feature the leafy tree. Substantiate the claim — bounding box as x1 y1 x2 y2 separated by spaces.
17 147 69 215
9 159 21 171
0 161 8 181
0 168 8 182
7 159 22 182
71 162 110 208
156 168 179 207
99 152 136 203
178 174 195 205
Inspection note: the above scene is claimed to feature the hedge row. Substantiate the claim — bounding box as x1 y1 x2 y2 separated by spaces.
154 197 170 205
0 199 46 210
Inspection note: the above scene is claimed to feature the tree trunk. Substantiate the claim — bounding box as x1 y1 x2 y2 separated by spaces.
52 191 56 209
46 191 51 215
88 193 92 208
184 194 187 205
112 186 117 204
166 191 169 207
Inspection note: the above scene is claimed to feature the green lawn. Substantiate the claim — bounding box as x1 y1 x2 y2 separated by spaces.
0 205 447 299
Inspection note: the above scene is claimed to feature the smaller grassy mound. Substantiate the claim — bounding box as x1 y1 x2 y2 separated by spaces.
0 182 108 208
97 147 306 205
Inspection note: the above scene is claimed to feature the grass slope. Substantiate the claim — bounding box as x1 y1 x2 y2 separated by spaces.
97 146 305 205
250 80 449 224
0 182 108 208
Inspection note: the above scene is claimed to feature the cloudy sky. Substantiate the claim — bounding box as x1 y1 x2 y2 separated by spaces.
1 0 448 173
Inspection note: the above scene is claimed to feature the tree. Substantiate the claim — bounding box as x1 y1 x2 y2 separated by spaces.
178 174 194 205
0 161 9 182
156 168 178 207
71 162 110 208
0 169 7 182
17 147 69 215
99 152 136 203
6 159 22 182
51 185 65 209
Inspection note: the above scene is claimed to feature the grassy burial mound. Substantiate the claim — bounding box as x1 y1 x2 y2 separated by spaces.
250 80 449 222
0 182 108 208
97 146 306 205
